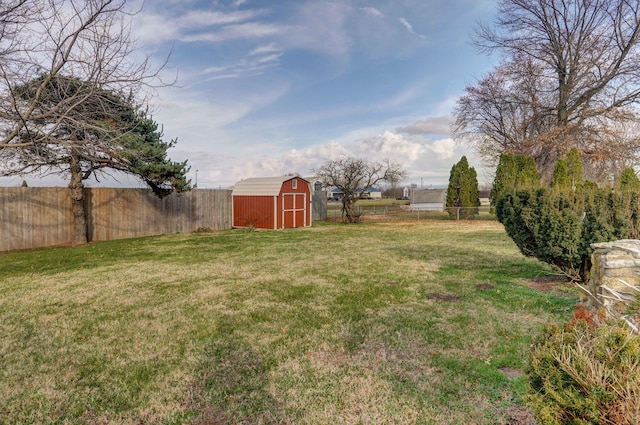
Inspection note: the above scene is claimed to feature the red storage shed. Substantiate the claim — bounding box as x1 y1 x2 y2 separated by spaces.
232 176 312 229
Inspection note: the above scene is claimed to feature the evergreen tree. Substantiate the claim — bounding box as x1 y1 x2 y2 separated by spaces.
7 75 190 244
566 147 583 189
551 159 570 191
490 153 517 206
490 153 540 206
469 166 480 210
618 167 640 192
446 156 480 219
515 154 541 190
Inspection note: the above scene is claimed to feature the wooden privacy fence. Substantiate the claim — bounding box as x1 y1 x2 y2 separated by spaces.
0 187 232 251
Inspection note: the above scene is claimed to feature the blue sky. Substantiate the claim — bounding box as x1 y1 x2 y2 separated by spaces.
8 0 500 189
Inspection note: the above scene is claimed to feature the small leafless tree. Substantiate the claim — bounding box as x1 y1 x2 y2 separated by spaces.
0 0 176 244
314 157 406 223
454 0 640 182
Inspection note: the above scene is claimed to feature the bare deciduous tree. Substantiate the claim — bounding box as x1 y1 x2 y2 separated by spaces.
0 0 183 244
314 157 406 223
454 0 640 181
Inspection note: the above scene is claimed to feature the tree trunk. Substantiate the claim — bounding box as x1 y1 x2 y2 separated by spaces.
342 196 360 224
69 155 88 245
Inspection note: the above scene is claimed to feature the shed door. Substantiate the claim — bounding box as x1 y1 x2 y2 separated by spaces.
282 193 307 228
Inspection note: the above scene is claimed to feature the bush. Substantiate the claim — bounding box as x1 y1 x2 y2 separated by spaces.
527 308 640 424
496 187 640 281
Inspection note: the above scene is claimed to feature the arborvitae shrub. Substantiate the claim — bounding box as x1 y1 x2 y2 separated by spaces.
551 158 570 191
491 153 518 207
618 167 640 192
495 190 538 256
535 191 583 278
496 186 640 281
446 156 480 219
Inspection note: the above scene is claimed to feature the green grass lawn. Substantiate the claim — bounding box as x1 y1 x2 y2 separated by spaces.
0 220 577 424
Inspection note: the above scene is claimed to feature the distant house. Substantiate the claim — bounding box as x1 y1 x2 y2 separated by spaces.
312 180 323 193
329 187 343 200
409 188 447 211
328 186 382 200
479 190 491 206
357 187 382 199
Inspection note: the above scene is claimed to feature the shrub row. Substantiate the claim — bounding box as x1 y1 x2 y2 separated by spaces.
496 187 640 282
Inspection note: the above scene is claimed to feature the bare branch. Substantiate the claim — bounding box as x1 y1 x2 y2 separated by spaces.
456 0 640 181
314 157 406 223
0 0 171 150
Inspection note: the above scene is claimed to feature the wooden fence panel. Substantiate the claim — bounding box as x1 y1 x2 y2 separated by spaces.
312 191 327 221
0 187 73 251
0 187 232 251
86 188 233 242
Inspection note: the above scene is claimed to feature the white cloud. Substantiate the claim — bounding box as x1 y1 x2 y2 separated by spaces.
426 138 456 160
228 141 350 182
249 42 282 56
180 22 284 43
211 129 461 187
134 9 268 45
360 7 384 17
397 115 452 136
155 91 249 136
178 9 262 28
135 1 434 76
200 45 284 80
399 17 427 40
183 126 487 188
283 3 421 64
354 131 426 161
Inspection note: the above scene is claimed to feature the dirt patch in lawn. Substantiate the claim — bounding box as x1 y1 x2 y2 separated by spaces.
499 367 524 379
426 293 461 302
505 406 539 425
525 274 573 295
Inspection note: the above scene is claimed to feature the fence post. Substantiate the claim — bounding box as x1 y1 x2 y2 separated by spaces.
457 207 460 221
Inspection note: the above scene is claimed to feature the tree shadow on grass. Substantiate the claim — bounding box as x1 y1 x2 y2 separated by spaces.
185 334 286 425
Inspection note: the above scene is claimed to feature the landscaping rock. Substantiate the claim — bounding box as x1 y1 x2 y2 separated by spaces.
589 240 640 327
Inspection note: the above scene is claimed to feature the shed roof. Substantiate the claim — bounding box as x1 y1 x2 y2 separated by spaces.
232 176 309 196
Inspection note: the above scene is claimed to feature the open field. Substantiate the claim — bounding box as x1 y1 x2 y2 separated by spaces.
0 220 577 424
